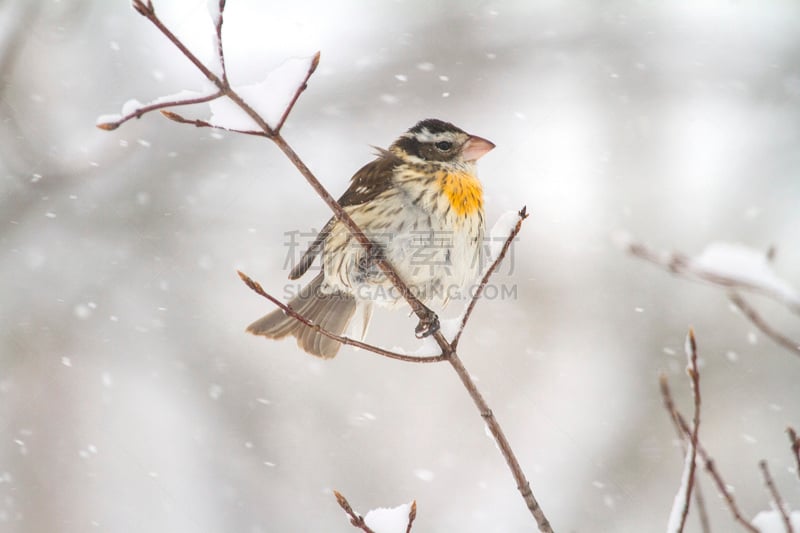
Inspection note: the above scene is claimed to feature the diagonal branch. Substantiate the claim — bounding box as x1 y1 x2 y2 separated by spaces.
451 207 527 350
758 460 794 533
626 239 800 358
788 426 800 482
237 271 446 364
728 291 800 356
660 375 759 533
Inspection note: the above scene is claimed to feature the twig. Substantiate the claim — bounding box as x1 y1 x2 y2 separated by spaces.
213 0 227 86
160 110 267 137
789 427 800 482
670 329 701 533
660 375 759 533
626 240 800 314
758 460 793 533
96 91 224 131
406 500 417 533
237 271 446 364
728 292 800 356
450 207 527 350
333 491 376 533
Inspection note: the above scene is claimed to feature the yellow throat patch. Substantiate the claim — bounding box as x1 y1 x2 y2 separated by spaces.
438 171 484 217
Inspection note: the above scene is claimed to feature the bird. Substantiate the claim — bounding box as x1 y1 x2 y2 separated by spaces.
247 118 495 358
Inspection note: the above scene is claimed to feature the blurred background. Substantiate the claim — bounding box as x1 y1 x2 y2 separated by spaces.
1 1 799 531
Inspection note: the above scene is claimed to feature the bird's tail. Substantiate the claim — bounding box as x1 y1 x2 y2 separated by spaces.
246 273 357 358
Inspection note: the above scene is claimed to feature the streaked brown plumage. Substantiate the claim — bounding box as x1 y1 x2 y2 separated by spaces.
247 119 495 358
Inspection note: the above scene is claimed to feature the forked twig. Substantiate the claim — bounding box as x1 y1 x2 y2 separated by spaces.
660 375 759 533
333 491 377 533
97 91 223 131
758 460 794 533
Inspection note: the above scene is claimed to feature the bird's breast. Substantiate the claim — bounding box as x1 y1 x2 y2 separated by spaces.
436 170 483 218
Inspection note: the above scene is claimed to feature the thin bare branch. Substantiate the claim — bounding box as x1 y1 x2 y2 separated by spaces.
406 500 417 533
675 328 701 533
333 491 376 533
626 240 800 315
451 206 527 350
96 91 224 131
758 460 793 533
237 271 447 363
160 110 267 136
660 375 759 533
789 427 800 482
276 51 320 132
728 291 800 356
447 352 553 532
214 0 228 86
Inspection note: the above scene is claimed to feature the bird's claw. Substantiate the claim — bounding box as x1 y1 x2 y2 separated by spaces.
415 311 440 338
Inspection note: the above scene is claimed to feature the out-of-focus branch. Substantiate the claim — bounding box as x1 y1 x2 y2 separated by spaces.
660 374 759 533
758 460 794 533
788 427 800 482
728 292 800 356
625 239 800 357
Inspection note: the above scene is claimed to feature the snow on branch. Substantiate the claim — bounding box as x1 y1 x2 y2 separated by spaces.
665 329 702 533
97 0 319 134
333 491 417 533
622 237 800 357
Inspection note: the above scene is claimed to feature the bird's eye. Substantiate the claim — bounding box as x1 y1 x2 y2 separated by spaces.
435 140 453 151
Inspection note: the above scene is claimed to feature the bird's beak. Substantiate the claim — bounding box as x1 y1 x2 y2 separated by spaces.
462 134 496 162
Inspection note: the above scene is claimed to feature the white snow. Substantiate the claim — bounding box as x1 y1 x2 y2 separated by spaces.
96 89 217 126
208 55 317 130
363 502 412 533
665 441 695 533
692 242 799 307
489 211 521 260
413 468 434 482
751 510 800 532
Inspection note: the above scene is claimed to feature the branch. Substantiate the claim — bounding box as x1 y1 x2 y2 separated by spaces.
451 207 527 349
333 491 376 533
728 292 800 356
660 375 759 533
626 239 800 357
96 91 224 131
160 110 267 137
788 426 800 482
758 460 793 533
626 240 800 313
237 271 446 364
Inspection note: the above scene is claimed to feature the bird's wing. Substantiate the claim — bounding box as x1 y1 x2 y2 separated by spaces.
288 150 401 280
